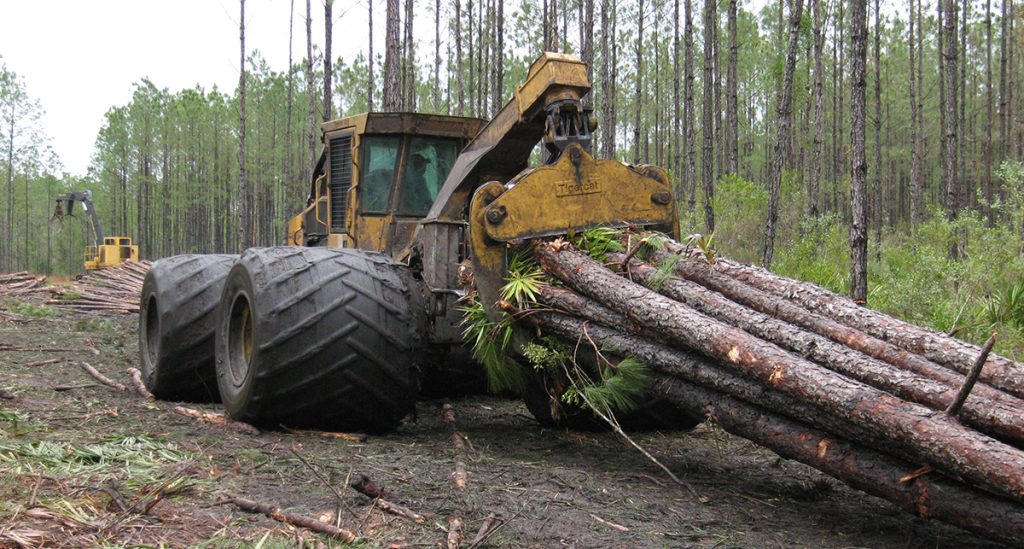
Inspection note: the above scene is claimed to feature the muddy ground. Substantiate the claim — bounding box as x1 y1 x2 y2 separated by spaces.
0 302 1009 548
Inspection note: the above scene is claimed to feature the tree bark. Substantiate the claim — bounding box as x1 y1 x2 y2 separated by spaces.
368 0 374 111
534 243 1024 503
684 0 696 210
909 0 923 227
238 0 249 251
725 0 738 175
849 0 867 302
455 0 463 115
623 254 1024 444
701 0 715 233
762 0 804 269
999 0 1008 161
984 0 994 226
808 0 825 219
305 0 317 186
653 377 1024 548
383 0 402 112
872 0 882 249
403 0 415 110
673 0 682 199
942 0 959 260
669 245 1024 399
323 0 333 121
632 0 644 166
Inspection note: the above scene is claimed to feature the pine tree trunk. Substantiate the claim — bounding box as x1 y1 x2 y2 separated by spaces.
909 0 923 227
684 0 696 211
455 0 463 115
872 0 882 250
850 0 867 302
942 0 959 260
808 0 825 218
632 0 643 165
368 0 374 111
701 0 716 233
599 0 612 156
726 0 738 175
238 0 249 251
285 0 295 221
323 0 333 121
673 0 682 199
305 0 317 184
984 0 994 226
434 0 441 110
383 0 402 112
999 0 1008 161
762 0 804 270
403 0 415 110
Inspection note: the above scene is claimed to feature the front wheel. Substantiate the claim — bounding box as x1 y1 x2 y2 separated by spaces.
215 247 426 432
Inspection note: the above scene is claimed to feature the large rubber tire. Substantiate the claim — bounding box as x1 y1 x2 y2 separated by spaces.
139 254 238 402
215 247 426 432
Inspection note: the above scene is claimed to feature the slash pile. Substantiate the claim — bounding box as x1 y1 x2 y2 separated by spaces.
47 261 152 314
517 236 1024 546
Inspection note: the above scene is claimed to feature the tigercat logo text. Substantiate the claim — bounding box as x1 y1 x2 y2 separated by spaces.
555 178 602 197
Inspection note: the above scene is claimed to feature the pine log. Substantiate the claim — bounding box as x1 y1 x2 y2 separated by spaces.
616 254 1024 444
663 240 1024 398
534 242 1024 502
653 248 1024 409
652 376 1024 548
529 311 901 455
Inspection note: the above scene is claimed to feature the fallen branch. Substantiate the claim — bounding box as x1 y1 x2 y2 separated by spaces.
20 358 63 367
446 517 464 549
282 427 367 442
946 334 997 418
171 406 260 435
79 362 127 392
125 368 154 401
228 494 357 542
347 473 425 523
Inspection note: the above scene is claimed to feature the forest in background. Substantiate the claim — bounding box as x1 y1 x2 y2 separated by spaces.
2 0 1024 353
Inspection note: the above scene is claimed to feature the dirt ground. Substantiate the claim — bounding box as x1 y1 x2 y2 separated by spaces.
0 302 1010 548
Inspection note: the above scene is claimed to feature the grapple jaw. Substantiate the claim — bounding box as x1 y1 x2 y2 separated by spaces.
468 143 679 318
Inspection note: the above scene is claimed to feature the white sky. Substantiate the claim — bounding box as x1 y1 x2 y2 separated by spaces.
0 0 376 176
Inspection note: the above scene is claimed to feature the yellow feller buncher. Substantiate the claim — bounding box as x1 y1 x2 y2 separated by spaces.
53 190 139 270
138 53 681 430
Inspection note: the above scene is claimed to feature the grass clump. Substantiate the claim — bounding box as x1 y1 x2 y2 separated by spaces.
4 301 59 317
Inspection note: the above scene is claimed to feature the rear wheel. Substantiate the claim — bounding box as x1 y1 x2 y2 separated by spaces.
139 254 238 402
215 247 426 432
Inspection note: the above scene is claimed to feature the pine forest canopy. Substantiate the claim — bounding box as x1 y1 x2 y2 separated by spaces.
1 0 1023 350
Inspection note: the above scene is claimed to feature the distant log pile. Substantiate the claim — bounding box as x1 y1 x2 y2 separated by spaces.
48 261 151 314
521 237 1024 547
0 272 48 298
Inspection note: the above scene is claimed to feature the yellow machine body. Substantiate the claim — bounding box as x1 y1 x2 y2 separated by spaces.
285 52 678 328
84 236 139 270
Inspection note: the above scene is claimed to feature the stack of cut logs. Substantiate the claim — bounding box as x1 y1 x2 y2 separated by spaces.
0 272 47 298
48 261 151 314
527 238 1024 546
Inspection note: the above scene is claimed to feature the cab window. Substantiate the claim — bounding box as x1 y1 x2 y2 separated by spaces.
360 135 401 214
397 137 460 216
